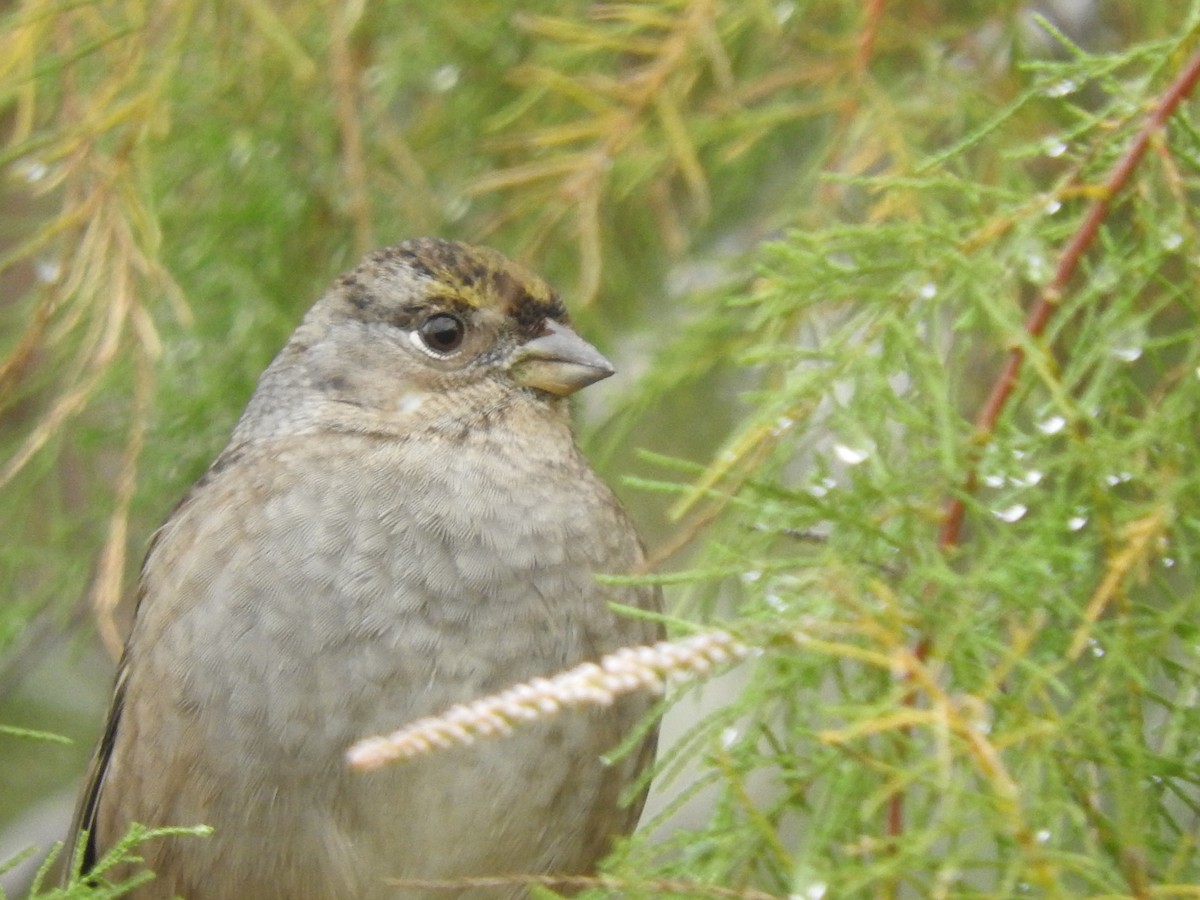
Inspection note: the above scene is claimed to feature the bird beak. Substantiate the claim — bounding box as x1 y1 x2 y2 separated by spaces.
510 319 615 396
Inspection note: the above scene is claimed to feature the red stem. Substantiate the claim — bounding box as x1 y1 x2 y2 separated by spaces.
938 49 1200 551
857 0 887 77
889 48 1200 843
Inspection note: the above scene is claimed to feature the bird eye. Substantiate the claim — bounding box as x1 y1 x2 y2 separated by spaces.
416 313 465 355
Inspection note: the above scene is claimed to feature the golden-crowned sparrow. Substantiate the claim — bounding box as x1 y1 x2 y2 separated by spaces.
70 238 662 899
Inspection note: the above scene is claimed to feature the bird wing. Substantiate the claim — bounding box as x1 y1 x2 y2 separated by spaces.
67 655 129 876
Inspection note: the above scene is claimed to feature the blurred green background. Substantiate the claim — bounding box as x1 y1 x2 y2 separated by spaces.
4 1 1200 896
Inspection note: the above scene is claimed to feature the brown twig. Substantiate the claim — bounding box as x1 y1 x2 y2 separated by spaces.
887 47 1200 846
937 49 1200 552
856 0 887 78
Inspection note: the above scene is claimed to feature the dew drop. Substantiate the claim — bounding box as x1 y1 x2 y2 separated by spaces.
741 570 762 584
430 64 460 92
35 259 61 284
443 195 471 221
919 282 938 299
774 1 796 24
1044 78 1077 97
720 727 740 749
17 158 48 183
771 416 796 437
1067 515 1088 532
807 476 838 498
1162 231 1184 250
228 132 254 169
1012 469 1043 487
1163 557 1176 568
1043 198 1062 215
993 504 1027 523
833 443 870 466
1111 345 1143 363
1025 252 1050 282
790 883 827 900
1093 261 1122 291
1089 639 1105 658
832 379 855 406
983 473 1005 488
1044 138 1068 158
1036 828 1052 843
1038 415 1067 435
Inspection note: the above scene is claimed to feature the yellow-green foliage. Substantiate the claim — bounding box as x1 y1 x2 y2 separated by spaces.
3 1 1200 897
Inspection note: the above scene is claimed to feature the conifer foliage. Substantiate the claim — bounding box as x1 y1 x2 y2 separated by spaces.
2 2 1200 896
